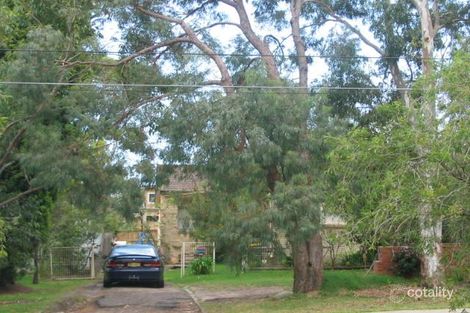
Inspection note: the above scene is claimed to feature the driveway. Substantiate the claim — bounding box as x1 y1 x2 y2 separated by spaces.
54 283 201 313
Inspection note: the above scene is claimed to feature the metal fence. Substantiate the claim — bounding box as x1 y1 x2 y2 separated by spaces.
246 244 286 269
44 246 96 280
180 242 215 277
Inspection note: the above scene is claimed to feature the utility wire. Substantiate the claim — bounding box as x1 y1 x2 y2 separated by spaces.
0 80 412 91
0 48 456 61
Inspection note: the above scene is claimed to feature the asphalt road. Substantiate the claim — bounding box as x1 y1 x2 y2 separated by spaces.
58 283 201 313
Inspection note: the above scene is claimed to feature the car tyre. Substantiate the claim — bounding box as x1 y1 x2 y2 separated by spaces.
155 280 164 288
103 280 111 288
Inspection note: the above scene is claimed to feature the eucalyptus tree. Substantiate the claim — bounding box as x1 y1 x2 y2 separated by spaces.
256 0 468 285
95 0 334 292
86 0 469 291
329 50 470 287
0 1 150 284
298 0 468 285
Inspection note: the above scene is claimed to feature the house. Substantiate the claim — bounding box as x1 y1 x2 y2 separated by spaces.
117 168 346 265
115 168 202 264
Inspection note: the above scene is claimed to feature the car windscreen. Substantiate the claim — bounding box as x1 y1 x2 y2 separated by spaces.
110 246 157 257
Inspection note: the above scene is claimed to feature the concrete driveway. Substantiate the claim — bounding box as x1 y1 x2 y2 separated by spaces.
55 283 201 313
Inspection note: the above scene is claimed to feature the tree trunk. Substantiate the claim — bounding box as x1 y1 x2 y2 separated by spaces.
412 0 442 286
292 232 323 293
32 241 40 284
290 0 308 89
420 216 443 286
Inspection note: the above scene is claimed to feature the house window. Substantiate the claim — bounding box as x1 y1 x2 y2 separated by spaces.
146 215 159 223
148 193 156 203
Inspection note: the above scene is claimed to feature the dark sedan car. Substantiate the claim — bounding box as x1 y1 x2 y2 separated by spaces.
103 244 164 288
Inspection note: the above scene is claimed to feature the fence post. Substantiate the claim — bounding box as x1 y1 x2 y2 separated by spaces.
49 249 53 279
212 242 216 273
91 248 95 279
181 242 185 278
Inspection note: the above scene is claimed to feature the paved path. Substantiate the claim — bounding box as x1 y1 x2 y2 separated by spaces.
188 286 292 302
54 283 201 313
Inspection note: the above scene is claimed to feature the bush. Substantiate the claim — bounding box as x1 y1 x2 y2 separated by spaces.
190 256 213 275
282 255 293 267
392 249 420 278
340 250 376 267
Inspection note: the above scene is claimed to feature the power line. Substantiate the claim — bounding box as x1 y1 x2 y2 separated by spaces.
0 80 412 91
0 48 455 61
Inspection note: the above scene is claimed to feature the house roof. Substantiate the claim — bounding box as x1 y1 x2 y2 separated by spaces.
158 167 202 192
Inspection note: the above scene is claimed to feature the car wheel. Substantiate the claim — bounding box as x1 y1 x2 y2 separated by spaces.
103 280 111 288
154 280 164 288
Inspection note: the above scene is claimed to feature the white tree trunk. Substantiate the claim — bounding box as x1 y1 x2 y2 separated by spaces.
412 0 442 286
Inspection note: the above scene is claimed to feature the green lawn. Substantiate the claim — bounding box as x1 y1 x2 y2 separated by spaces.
1 267 465 313
166 265 461 313
166 265 409 292
0 276 94 313
166 265 293 289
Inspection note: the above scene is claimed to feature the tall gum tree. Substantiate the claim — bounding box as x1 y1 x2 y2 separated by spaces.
306 0 468 285
90 0 468 290
93 0 326 292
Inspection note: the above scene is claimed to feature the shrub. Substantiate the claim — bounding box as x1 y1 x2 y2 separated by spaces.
190 256 213 275
282 256 293 267
392 249 420 277
340 250 376 267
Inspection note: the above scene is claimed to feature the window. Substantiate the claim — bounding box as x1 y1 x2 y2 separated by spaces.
146 215 159 223
148 193 156 203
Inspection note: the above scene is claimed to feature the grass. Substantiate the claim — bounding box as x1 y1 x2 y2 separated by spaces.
166 265 409 292
0 276 95 313
202 294 451 313
166 264 293 289
166 265 462 313
1 266 466 313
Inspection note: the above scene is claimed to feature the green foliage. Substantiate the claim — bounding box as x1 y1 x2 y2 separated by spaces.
190 256 213 275
272 175 321 245
339 250 376 268
0 2 150 285
0 193 52 286
328 102 423 248
157 70 347 272
392 249 421 278
328 52 470 290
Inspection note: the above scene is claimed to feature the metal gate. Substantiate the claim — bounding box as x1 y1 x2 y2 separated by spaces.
48 246 96 280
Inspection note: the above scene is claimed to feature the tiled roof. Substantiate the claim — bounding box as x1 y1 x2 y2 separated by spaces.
159 167 202 192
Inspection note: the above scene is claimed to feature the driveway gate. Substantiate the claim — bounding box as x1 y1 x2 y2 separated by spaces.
48 246 96 280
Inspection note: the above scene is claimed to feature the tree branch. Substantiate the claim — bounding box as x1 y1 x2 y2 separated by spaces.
194 22 241 34
0 161 14 177
220 0 280 80
305 0 385 56
0 187 42 208
135 5 234 95
291 0 308 89
113 94 169 127
62 36 191 68
0 128 26 169
184 0 216 20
